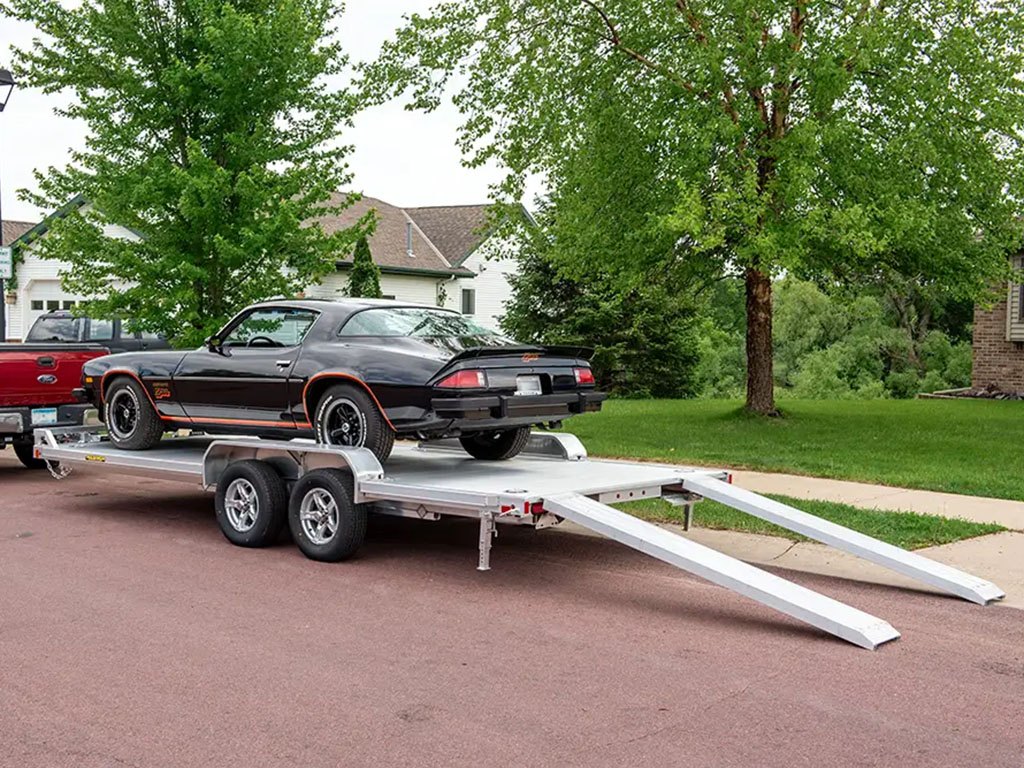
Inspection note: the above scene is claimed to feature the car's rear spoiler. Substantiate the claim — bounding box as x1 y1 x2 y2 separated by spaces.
445 344 595 364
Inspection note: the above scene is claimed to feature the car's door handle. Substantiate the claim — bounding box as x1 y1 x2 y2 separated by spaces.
275 360 292 368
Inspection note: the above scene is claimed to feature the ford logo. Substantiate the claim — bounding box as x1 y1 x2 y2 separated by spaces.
37 374 57 385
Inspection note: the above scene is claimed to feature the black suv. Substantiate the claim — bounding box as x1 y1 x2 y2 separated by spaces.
25 311 170 353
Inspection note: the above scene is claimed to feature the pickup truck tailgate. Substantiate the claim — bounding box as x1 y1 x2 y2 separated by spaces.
0 345 109 408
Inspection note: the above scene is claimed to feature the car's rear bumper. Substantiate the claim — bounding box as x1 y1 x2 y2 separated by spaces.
430 391 607 423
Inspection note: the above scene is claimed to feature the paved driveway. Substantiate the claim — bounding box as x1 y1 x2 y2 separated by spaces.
2 455 1022 768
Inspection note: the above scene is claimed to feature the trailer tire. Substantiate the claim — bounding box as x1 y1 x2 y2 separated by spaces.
13 440 47 470
314 383 394 463
215 460 287 548
288 468 367 562
104 377 163 450
459 427 531 461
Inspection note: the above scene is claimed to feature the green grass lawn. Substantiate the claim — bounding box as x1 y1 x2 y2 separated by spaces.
566 399 1024 500
618 495 1005 550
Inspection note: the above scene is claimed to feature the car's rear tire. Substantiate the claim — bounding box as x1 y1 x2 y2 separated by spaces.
459 427 531 460
214 460 287 548
314 383 394 463
13 440 46 470
288 469 368 562
104 377 163 450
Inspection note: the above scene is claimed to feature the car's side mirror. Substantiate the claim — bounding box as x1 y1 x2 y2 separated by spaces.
204 335 223 353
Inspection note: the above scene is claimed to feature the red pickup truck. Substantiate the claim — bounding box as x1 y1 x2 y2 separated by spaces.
0 343 109 469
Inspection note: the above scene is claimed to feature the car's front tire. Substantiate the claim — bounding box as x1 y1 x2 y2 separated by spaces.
314 383 394 463
459 427 531 460
104 376 164 450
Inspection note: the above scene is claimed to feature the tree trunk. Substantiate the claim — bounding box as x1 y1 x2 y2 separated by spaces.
745 266 776 415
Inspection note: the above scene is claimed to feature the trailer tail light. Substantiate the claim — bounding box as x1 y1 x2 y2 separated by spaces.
573 367 595 385
437 369 487 389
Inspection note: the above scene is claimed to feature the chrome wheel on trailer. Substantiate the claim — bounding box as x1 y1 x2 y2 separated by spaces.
223 478 259 533
288 469 367 562
299 487 340 544
321 397 366 447
214 460 287 547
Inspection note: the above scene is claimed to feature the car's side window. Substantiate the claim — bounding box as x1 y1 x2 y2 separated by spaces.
222 308 319 348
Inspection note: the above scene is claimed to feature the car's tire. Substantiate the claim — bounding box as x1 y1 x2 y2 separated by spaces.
13 441 46 470
314 383 394 463
459 427 532 461
214 460 288 548
104 376 164 450
288 468 368 562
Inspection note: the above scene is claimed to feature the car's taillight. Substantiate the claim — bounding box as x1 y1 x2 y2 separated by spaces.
574 367 595 385
437 369 488 388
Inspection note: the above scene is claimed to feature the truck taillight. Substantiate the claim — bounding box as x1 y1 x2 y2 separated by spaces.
437 369 487 388
574 367 595 385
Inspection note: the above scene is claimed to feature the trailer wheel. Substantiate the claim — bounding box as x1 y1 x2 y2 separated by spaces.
13 441 47 470
104 377 163 450
459 427 531 460
314 383 394 463
288 469 367 562
215 460 287 548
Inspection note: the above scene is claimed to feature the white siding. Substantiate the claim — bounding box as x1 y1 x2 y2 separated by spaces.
306 270 443 307
3 217 140 341
453 235 520 332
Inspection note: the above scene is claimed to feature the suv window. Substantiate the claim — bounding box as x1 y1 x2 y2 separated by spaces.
27 315 82 342
223 308 319 347
87 318 115 341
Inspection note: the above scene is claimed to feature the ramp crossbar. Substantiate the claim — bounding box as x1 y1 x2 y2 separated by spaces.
681 476 1005 605
543 493 900 650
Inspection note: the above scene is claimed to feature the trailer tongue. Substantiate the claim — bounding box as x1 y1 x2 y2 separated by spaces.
32 428 1003 650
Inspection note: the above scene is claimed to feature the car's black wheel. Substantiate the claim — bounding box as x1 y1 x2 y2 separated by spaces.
104 377 163 450
288 468 368 562
13 441 47 470
459 427 532 460
314 383 394 463
214 460 287 548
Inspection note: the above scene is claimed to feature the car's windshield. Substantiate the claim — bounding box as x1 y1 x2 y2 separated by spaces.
27 316 82 342
339 307 512 341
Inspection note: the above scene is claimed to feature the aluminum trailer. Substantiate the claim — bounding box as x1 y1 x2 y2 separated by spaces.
33 427 1004 650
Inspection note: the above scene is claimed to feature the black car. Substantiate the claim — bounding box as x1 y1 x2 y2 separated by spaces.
79 299 606 462
27 310 171 353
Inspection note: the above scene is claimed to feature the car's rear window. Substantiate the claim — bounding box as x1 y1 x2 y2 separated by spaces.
338 307 509 340
27 316 82 342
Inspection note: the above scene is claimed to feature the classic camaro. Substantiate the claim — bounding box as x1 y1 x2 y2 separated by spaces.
78 298 606 462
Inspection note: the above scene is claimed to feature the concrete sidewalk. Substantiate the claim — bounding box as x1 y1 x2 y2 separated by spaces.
730 469 1024 530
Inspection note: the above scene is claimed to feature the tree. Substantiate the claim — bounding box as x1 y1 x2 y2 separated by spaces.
346 235 382 298
364 0 1024 414
4 0 369 346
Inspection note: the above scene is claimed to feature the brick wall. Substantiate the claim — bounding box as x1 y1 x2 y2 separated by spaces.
972 296 1024 391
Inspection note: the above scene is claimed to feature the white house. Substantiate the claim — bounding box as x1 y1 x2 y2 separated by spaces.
1 193 528 341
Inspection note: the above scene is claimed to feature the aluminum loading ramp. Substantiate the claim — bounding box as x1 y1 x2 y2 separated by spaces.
543 493 899 649
32 428 1003 650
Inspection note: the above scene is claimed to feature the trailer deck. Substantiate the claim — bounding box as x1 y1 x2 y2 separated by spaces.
33 427 1005 650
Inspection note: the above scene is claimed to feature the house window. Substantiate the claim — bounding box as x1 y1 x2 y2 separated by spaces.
62 300 77 310
31 300 43 311
46 300 60 311
461 288 476 315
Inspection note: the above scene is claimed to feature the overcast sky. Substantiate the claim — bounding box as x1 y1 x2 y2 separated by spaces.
0 0 520 225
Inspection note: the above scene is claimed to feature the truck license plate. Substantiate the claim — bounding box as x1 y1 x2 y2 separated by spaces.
515 375 542 396
31 407 58 426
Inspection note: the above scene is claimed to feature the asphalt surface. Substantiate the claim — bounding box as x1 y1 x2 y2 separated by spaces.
2 454 1022 768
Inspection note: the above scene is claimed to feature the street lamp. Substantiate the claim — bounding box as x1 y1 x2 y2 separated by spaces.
0 67 15 341
0 69 14 112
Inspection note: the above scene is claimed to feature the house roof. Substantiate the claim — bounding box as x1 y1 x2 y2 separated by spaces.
2 220 34 246
323 193 479 277
404 204 491 267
